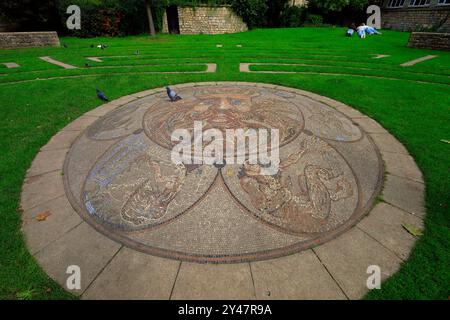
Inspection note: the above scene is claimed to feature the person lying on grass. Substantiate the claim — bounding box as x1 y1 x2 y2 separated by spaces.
353 23 383 38
366 26 382 35
357 23 367 39
346 23 357 37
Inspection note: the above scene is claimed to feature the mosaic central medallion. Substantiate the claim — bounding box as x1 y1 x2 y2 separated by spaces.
64 84 383 263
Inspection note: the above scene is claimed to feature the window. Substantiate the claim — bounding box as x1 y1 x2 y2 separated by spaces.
387 0 406 8
438 0 450 5
409 0 431 7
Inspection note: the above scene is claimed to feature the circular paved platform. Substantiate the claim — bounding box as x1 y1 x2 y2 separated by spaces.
21 83 425 299
65 83 382 263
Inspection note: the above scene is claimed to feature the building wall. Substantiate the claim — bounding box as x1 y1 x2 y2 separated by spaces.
291 0 307 6
162 5 248 35
407 31 450 50
0 31 60 49
382 0 450 32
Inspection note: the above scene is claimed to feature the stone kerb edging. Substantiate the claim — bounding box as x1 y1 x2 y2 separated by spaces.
20 82 425 300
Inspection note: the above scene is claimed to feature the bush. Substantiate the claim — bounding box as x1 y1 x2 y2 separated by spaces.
0 0 60 31
304 14 324 26
280 5 306 28
230 0 268 29
308 0 369 12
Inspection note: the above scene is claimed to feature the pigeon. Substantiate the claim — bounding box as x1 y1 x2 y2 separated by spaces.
134 50 140 55
96 88 108 101
166 87 181 102
97 44 108 50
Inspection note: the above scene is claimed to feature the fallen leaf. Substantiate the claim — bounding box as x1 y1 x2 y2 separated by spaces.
402 223 423 237
36 210 51 221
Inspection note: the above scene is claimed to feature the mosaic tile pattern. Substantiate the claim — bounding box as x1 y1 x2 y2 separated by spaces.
64 84 383 263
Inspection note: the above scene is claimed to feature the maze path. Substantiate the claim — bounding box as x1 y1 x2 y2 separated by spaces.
239 61 450 77
2 62 20 68
239 63 450 86
0 63 217 85
87 57 103 62
372 54 390 59
39 56 77 69
401 55 438 67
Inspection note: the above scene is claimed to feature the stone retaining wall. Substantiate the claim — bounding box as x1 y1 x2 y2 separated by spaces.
162 5 247 35
0 31 60 49
407 32 450 51
382 7 450 33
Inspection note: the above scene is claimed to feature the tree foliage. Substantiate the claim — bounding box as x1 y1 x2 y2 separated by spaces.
230 0 268 28
0 0 60 31
308 0 369 12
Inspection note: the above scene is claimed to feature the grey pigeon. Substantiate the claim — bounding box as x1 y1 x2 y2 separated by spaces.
96 88 108 101
166 86 181 102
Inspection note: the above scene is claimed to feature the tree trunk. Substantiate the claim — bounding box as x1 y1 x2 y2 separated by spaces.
145 0 156 36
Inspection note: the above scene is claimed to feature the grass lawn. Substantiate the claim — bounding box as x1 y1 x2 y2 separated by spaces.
0 27 448 300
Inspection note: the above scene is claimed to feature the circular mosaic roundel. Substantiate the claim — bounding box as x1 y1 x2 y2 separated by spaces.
64 84 383 263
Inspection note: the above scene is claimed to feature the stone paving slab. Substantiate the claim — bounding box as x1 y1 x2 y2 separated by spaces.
132 89 161 98
251 250 346 300
382 174 426 218
39 56 77 69
333 104 368 119
314 227 402 300
87 57 103 62
358 203 423 260
84 103 118 117
26 148 68 177
41 130 82 151
62 115 99 131
369 133 409 155
3 62 20 68
171 263 255 300
352 117 388 134
35 222 121 295
400 55 437 67
206 63 217 73
21 170 65 211
21 196 82 254
372 54 390 59
109 95 138 106
382 152 424 183
82 247 179 300
20 82 425 300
